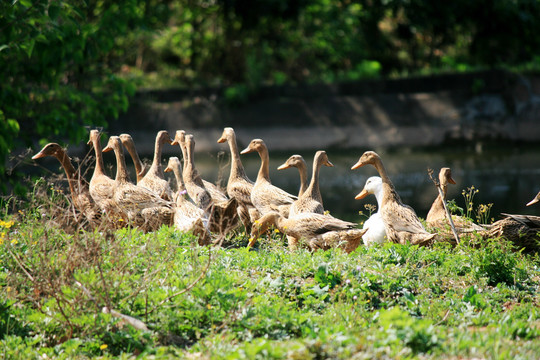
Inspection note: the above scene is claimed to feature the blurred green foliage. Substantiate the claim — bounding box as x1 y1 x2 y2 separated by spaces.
2 0 540 194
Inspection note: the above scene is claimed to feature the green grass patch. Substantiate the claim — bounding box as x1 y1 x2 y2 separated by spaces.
1 199 539 359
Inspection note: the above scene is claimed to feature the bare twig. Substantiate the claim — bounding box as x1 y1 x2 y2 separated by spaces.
435 309 451 326
7 248 34 282
428 168 460 244
74 276 149 331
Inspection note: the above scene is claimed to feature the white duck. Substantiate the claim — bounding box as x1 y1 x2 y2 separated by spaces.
355 176 387 246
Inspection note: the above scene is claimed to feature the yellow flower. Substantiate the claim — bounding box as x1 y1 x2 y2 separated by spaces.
100 344 108 350
207 304 212 309
118 218 124 222
324 210 330 215
254 220 260 225
11 239 18 245
274 229 280 233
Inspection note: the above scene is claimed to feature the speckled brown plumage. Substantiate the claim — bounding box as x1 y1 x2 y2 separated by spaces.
103 136 174 231
250 211 365 253
482 213 540 253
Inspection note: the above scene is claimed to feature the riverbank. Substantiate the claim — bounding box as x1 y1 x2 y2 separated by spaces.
111 70 540 155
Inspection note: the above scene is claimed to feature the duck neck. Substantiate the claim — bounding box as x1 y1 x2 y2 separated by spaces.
183 141 203 185
228 135 247 180
432 181 448 213
373 187 384 209
54 151 79 195
373 158 402 205
305 157 322 201
256 145 271 183
124 141 145 180
113 142 130 184
173 163 186 192
297 162 308 197
149 137 164 176
91 137 107 177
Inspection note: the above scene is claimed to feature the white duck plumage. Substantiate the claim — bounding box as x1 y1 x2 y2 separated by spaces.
355 176 387 246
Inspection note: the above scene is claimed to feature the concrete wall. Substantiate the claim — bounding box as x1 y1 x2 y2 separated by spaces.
110 70 540 155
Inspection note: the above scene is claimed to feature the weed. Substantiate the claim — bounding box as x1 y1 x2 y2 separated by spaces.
1 189 540 359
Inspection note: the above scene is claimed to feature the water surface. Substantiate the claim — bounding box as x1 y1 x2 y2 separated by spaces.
191 143 540 223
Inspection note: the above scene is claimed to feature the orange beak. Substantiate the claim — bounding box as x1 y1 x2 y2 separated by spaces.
32 152 45 160
103 145 113 153
448 176 456 185
354 189 369 200
217 136 226 143
277 163 290 170
351 160 364 170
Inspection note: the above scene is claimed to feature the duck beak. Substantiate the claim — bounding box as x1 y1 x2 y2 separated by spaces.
165 134 173 145
217 136 226 143
171 138 179 145
102 145 113 153
247 236 257 248
351 160 364 170
354 189 369 200
448 176 456 185
87 138 92 145
164 165 172 173
32 151 45 160
527 197 539 206
277 162 290 170
240 146 252 155
325 160 334 167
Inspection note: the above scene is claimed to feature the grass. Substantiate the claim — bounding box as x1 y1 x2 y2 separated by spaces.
1 192 540 359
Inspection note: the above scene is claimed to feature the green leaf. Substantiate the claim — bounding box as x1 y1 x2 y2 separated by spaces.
19 0 32 8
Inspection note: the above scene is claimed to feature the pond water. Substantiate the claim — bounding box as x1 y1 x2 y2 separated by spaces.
190 143 540 223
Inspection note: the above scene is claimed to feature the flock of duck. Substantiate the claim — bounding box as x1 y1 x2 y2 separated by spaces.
32 127 540 253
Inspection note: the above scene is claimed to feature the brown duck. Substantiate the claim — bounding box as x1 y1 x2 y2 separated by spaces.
103 136 174 230
137 130 174 201
240 139 297 218
33 143 100 223
119 133 148 183
250 211 366 253
288 150 333 217
218 127 260 231
278 154 309 197
426 167 484 233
